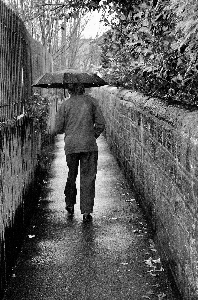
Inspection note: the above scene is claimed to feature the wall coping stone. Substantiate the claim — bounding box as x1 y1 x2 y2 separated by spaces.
100 86 198 143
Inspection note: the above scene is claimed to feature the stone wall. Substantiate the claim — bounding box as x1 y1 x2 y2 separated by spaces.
91 86 198 300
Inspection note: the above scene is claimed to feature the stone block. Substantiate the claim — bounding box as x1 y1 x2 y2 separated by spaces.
176 170 195 212
130 123 141 141
191 143 198 179
146 138 157 160
192 180 198 201
156 124 164 144
164 154 177 182
163 128 176 156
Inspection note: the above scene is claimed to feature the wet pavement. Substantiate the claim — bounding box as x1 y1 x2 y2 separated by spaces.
3 134 180 300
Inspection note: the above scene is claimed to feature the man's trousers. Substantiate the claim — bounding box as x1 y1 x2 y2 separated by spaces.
64 151 98 214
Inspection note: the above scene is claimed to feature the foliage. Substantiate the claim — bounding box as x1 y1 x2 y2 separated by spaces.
24 94 50 134
99 0 198 107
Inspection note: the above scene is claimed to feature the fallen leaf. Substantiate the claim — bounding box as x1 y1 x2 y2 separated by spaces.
144 257 154 267
126 198 135 202
149 239 157 252
152 284 160 287
158 293 166 299
151 248 157 252
28 235 35 239
153 258 161 264
155 267 164 272
147 290 155 295
147 271 157 276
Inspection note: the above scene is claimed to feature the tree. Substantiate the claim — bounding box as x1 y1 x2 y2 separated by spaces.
5 0 92 53
4 0 106 75
56 11 90 69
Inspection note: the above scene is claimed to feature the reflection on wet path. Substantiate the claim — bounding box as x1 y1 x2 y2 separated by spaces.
3 135 180 300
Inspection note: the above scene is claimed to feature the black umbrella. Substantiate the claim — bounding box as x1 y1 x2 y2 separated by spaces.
32 69 107 88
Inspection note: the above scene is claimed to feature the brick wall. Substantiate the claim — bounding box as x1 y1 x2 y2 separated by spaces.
0 117 41 297
0 94 58 298
91 86 198 300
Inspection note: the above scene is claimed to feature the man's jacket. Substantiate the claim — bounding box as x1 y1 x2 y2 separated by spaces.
55 94 105 155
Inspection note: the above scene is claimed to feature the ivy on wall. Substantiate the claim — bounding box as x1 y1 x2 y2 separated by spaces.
24 94 50 137
98 0 198 108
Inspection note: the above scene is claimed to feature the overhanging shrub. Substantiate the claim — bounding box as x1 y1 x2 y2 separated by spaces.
99 0 198 108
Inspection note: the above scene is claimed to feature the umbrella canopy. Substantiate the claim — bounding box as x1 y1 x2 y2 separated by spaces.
32 69 107 88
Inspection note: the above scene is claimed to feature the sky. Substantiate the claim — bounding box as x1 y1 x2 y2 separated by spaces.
82 10 109 39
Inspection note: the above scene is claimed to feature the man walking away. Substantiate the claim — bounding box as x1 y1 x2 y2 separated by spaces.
55 83 105 221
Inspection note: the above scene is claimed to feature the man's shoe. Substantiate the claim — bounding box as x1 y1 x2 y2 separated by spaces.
83 213 92 222
66 206 74 215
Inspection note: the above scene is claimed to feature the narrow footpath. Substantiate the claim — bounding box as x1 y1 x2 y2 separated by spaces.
3 135 180 300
